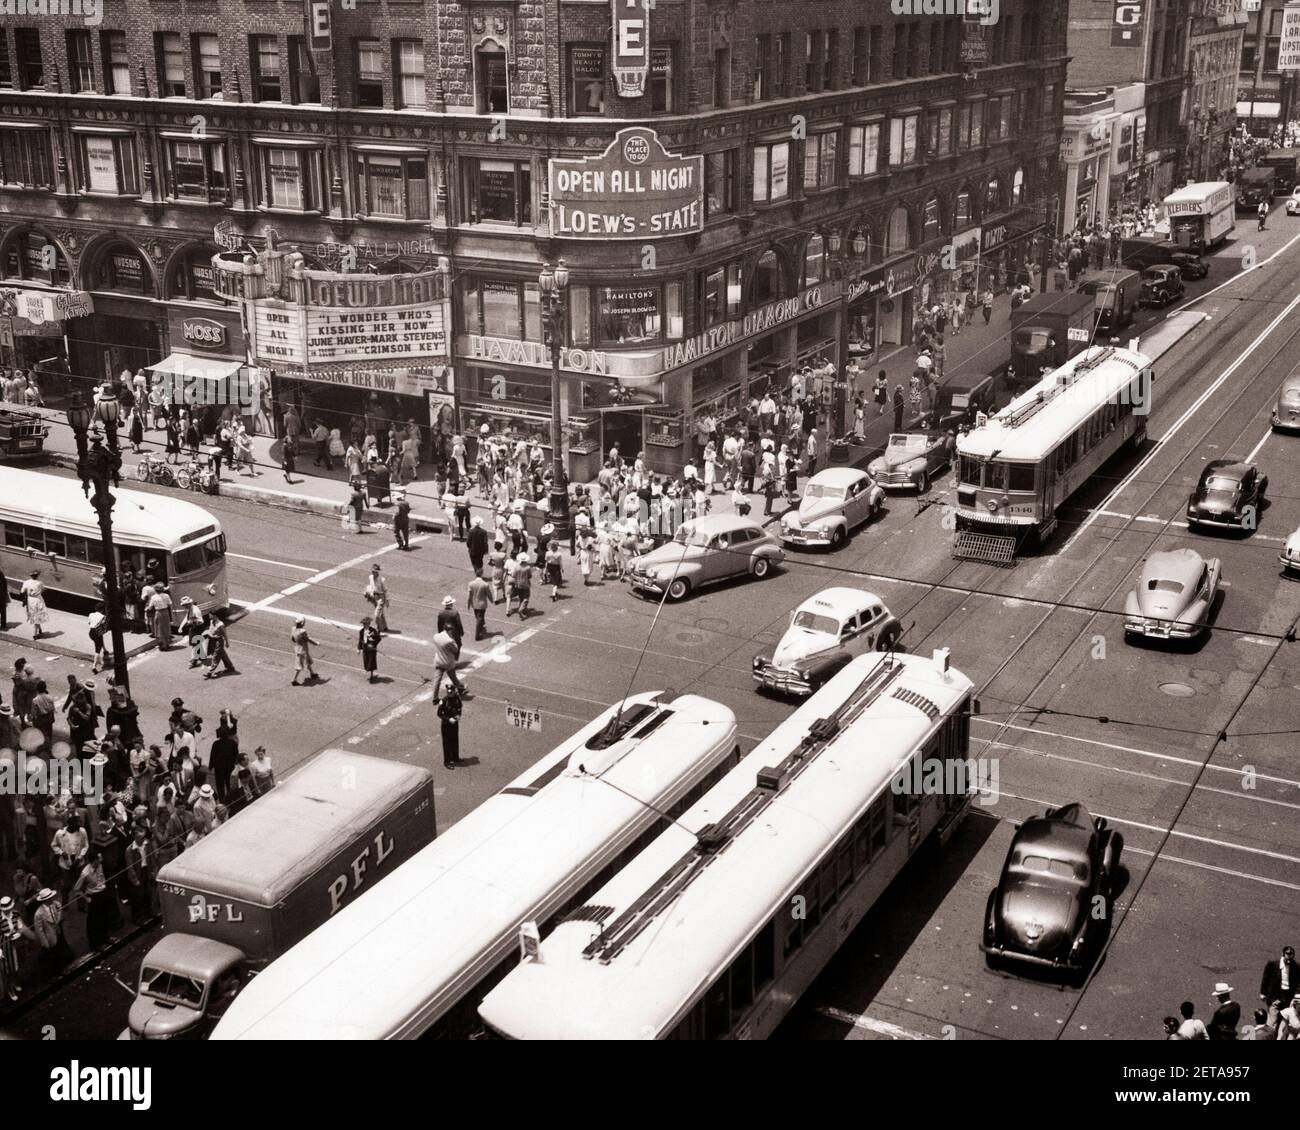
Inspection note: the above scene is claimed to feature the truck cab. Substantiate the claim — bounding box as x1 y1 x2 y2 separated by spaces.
125 934 247 1040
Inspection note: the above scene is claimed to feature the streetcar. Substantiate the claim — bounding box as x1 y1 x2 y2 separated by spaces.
477 649 977 1040
0 465 228 614
951 345 1154 563
209 692 741 1040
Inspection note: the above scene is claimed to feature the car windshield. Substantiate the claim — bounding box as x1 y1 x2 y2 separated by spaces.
1014 854 1084 881
672 524 710 547
889 434 926 451
1204 475 1240 493
1146 578 1183 594
1096 287 1116 309
1281 388 1300 405
791 611 840 634
804 483 846 500
950 393 971 409
140 966 205 1007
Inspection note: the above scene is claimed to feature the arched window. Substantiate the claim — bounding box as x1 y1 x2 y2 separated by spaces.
984 176 1002 216
168 246 219 301
921 197 942 243
751 249 783 307
1011 167 1025 206
885 206 911 255
803 234 826 287
2 229 70 285
954 189 973 230
90 241 153 296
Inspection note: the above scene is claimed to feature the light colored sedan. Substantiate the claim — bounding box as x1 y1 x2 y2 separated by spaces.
1123 548 1220 642
1287 187 1300 216
624 514 784 602
1272 372 1300 431
868 432 954 492
1280 525 1300 575
779 467 884 550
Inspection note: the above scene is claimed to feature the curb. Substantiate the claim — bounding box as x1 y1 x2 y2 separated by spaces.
0 630 157 663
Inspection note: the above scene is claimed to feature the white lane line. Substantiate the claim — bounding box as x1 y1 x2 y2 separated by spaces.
349 688 435 745
1245 426 1273 464
1122 846 1300 893
815 1005 935 1040
281 582 309 596
1063 286 1300 552
226 552 316 572
229 599 433 646
1168 224 1300 317
236 534 430 614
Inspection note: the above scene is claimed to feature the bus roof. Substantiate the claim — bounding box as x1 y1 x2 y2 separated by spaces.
956 346 1152 462
0 465 222 551
158 750 433 906
210 692 740 1040
477 652 973 1040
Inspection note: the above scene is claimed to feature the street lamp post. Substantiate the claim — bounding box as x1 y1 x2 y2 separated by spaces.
537 260 571 543
66 387 130 696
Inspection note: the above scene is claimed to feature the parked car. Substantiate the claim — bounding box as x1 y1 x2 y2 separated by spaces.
1287 186 1300 215
624 514 783 602
1271 372 1300 431
1186 458 1268 531
1123 548 1221 642
867 431 955 492
752 588 900 696
779 467 884 550
1167 251 1209 280
982 802 1122 979
1139 265 1185 307
1279 525 1300 575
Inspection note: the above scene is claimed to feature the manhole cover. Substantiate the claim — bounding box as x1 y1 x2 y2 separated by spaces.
1158 682 1195 697
694 617 730 633
672 630 706 646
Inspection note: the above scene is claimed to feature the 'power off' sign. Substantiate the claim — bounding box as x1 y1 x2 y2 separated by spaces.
612 0 650 98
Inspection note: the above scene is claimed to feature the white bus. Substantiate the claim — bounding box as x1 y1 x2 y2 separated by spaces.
1162 181 1235 253
952 345 1154 562
478 649 976 1041
209 691 741 1040
0 465 228 614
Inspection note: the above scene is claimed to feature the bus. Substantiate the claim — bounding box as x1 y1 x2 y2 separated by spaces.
952 345 1154 563
477 649 977 1040
209 691 741 1040
0 465 228 614
1161 181 1235 253
1259 148 1300 194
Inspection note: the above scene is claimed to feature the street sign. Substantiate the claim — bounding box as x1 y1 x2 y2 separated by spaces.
506 703 542 731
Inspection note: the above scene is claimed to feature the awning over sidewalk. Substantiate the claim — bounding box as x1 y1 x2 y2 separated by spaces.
147 352 244 381
1237 101 1281 119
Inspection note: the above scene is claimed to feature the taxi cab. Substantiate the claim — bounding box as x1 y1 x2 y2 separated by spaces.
752 587 900 696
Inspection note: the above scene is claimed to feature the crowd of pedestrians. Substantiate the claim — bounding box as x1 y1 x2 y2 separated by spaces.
1161 947 1300 1040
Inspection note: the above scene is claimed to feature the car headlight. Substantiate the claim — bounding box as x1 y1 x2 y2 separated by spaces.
206 584 217 596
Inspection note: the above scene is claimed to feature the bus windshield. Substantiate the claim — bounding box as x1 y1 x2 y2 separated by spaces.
981 461 1036 492
173 533 226 576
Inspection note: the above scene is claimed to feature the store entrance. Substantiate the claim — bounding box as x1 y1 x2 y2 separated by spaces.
602 411 643 465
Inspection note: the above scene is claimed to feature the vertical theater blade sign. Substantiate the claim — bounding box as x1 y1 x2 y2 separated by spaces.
613 0 650 98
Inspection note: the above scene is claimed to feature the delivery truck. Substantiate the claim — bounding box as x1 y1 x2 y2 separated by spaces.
1078 270 1141 336
1162 181 1235 252
1005 290 1096 394
125 749 436 1039
1259 148 1300 194
1236 166 1276 211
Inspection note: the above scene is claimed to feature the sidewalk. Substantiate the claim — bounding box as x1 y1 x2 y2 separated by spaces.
0 606 155 663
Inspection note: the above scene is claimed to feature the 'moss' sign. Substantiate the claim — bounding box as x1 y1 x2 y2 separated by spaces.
612 0 650 98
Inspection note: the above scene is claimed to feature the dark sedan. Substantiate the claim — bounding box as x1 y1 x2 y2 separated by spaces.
1168 251 1209 280
1139 265 1185 307
983 803 1122 980
1186 458 1268 532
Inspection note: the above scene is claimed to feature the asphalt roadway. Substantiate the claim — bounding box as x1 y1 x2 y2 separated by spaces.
7 216 1300 1041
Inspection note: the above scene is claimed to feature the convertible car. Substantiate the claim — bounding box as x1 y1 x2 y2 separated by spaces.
1186 458 1268 531
983 802 1122 980
867 432 954 492
1123 548 1221 642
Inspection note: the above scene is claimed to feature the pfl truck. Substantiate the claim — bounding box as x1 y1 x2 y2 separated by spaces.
125 749 436 1039
1004 290 1096 395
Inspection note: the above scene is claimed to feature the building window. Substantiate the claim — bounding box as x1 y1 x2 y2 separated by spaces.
394 40 425 110
752 141 790 204
970 101 984 148
713 47 731 108
15 28 44 90
1011 166 1025 206
954 189 972 229
774 33 789 97
597 284 671 344
921 197 942 242
569 44 605 115
476 45 508 114
892 21 907 78
803 132 838 192
194 34 221 99
157 32 186 97
888 113 918 167
251 36 281 102
0 32 10 88
704 150 736 218
824 29 838 91
79 134 139 195
848 122 880 177
885 205 911 255
169 248 218 302
356 39 383 107
462 279 543 342
754 34 770 101
701 264 742 327
651 46 674 113
805 30 821 94
165 139 227 202
803 234 826 287
258 146 324 211
66 31 94 93
852 27 867 85
103 32 129 95
289 37 319 104
353 152 428 220
4 231 69 284
956 103 972 150
463 157 530 225
984 175 1002 216
751 249 782 307
0 129 54 188
91 243 151 295
927 107 953 156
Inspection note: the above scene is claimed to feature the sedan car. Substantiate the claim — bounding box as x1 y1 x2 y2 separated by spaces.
1280 525 1300 575
779 467 884 549
1123 548 1221 642
752 587 900 696
1167 251 1209 281
624 514 783 602
1271 372 1300 431
867 431 954 492
1186 458 1268 531
1287 186 1300 215
982 802 1122 979
1139 265 1184 307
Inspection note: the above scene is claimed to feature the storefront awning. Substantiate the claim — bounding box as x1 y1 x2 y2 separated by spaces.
1237 101 1281 119
147 353 244 381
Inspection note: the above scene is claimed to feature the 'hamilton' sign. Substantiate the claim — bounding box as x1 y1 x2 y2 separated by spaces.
612 0 650 97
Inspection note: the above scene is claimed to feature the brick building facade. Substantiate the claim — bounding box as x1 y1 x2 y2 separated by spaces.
0 0 1067 478
1238 0 1299 137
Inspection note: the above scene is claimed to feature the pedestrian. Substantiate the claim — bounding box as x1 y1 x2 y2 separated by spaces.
0 564 8 631
488 540 507 603
202 618 236 679
217 418 235 474
250 746 275 796
893 385 905 432
128 404 144 454
357 616 381 683
1240 1008 1275 1040
312 419 330 469
805 428 818 478
0 894 35 1001
981 287 994 324
123 827 153 924
178 599 205 668
393 490 411 550
1176 1000 1208 1040
431 627 466 701
1261 945 1298 1007
87 604 109 674
148 583 174 650
345 440 364 482
544 539 563 600
51 813 89 898
290 616 318 686
1209 982 1240 1041
28 679 54 746
1280 993 1300 1040
507 553 533 618
438 685 464 769
763 471 777 517
1258 200 1269 230
346 483 365 534
739 442 756 494
436 595 464 649
33 888 72 983
365 565 390 633
281 435 298 483
874 371 888 416
19 570 47 639
467 571 492 641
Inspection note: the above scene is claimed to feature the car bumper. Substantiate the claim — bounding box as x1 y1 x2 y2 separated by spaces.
625 574 665 595
1187 511 1242 528
752 661 813 696
780 527 832 546
980 940 1086 973
1124 618 1200 639
1280 552 1300 572
1272 411 1300 430
875 473 921 491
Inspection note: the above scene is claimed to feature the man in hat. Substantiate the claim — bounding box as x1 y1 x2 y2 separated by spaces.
0 893 35 1000
431 624 466 703
32 888 69 983
436 596 464 648
438 684 464 769
1261 944 1298 1008
124 826 153 923
290 616 319 686
1209 982 1240 1040
178 598 206 667
193 783 220 834
467 570 493 642
202 617 236 679
466 514 489 575
364 565 390 634
393 490 411 550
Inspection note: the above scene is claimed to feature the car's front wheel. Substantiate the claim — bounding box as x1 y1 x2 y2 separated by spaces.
752 556 771 580
916 470 929 493
829 526 846 550
666 578 690 602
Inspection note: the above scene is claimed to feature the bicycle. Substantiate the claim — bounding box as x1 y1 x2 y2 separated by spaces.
135 453 178 487
174 458 216 494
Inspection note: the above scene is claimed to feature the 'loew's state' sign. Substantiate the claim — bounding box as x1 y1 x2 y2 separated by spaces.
548 127 704 240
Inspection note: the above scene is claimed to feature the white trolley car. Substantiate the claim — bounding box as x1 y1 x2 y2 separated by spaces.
209 691 740 1040
952 345 1154 563
478 649 976 1041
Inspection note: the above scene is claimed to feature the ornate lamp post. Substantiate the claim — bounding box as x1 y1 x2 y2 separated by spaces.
537 259 571 543
66 386 130 695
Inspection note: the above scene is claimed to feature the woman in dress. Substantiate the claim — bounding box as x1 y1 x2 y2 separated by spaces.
128 405 145 454
20 571 47 639
357 616 381 683
578 535 594 586
702 441 718 494
250 746 276 796
165 415 181 463
543 540 563 601
235 425 256 476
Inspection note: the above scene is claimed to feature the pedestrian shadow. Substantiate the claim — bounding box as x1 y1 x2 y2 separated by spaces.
370 674 395 684
455 756 481 767
36 630 64 641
